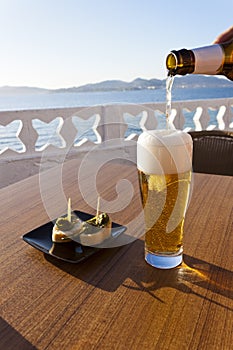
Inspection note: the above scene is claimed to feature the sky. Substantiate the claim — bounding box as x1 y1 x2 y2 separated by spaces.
0 0 233 89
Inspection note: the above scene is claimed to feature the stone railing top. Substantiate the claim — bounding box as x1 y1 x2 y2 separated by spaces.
0 98 233 161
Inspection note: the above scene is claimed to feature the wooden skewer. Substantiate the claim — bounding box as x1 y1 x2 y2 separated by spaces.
96 196 100 224
67 198 71 222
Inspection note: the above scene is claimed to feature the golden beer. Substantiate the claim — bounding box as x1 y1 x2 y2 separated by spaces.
137 129 193 268
138 170 191 254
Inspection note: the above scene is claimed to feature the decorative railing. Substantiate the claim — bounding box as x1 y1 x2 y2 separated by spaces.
0 98 233 187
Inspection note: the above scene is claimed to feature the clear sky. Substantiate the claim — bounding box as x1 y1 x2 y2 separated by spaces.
0 0 232 89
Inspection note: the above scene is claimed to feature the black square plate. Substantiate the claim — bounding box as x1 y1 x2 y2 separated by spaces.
22 210 126 263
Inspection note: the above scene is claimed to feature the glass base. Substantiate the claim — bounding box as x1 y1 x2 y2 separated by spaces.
145 250 182 269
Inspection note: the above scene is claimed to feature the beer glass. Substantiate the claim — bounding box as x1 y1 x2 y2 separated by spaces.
137 129 193 269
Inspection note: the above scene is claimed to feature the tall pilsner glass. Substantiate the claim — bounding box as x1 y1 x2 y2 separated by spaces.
137 130 193 269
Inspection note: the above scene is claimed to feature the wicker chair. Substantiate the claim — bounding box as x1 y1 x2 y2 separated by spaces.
188 130 233 176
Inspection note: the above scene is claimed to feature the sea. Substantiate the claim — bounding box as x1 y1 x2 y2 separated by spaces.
0 86 233 111
0 86 233 152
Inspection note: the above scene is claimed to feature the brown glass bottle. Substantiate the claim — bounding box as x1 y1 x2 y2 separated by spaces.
166 41 233 81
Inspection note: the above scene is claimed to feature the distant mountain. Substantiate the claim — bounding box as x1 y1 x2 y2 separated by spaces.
172 75 233 88
0 85 49 95
53 76 232 93
54 77 164 93
0 75 232 95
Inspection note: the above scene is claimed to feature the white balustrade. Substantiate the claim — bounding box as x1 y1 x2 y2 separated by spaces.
0 98 232 187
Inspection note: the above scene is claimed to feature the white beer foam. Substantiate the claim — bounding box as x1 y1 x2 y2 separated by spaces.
137 129 193 174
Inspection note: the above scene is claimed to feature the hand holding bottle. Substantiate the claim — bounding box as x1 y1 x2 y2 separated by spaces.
214 26 233 44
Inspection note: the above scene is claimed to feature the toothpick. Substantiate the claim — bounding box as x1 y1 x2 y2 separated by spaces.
67 198 71 222
96 196 100 224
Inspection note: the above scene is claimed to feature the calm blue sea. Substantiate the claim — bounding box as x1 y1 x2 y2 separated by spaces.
0 86 233 111
1 86 233 152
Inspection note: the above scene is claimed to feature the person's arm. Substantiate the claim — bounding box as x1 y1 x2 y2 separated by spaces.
214 26 233 44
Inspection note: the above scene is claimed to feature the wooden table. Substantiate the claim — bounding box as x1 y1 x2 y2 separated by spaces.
0 159 232 350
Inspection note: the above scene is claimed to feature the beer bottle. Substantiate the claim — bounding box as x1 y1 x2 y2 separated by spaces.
166 40 233 81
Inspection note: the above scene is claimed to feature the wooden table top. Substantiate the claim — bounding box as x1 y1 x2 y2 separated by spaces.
0 159 232 350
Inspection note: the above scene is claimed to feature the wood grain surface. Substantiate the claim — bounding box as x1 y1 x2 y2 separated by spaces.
0 159 232 349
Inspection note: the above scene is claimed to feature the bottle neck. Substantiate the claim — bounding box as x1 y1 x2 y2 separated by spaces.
166 49 195 76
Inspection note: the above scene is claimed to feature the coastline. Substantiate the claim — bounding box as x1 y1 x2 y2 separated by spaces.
0 86 233 112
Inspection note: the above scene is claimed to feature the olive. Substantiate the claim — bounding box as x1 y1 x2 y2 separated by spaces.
56 218 73 231
86 213 109 227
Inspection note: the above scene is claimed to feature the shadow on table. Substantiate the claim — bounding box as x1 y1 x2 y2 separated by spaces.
45 239 233 307
0 317 37 350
